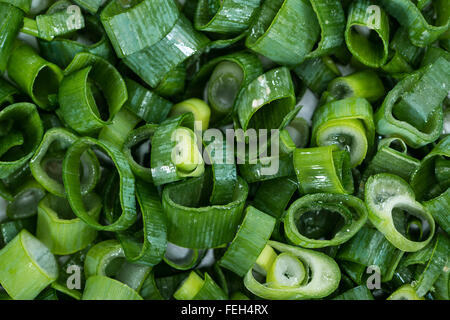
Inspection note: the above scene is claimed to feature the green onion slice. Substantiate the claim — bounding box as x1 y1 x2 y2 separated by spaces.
294 145 354 194
117 179 167 266
312 97 374 167
202 131 237 205
0 3 23 72
218 206 276 277
6 43 63 110
123 16 209 88
170 98 211 131
30 128 100 198
100 0 180 58
124 78 173 124
82 275 143 300
327 70 385 103
244 240 340 300
0 103 43 179
122 124 157 183
387 284 424 300
345 0 390 67
306 0 346 58
284 193 367 248
194 0 261 35
399 232 449 297
236 67 297 131
39 16 117 69
0 230 58 300
266 252 306 289
63 137 137 232
5 178 46 219
174 271 227 300
162 173 248 249
36 193 101 255
59 52 128 135
377 0 450 47
337 226 404 282
365 173 435 252
151 113 204 186
363 137 420 182
84 240 124 278
188 51 262 124
22 1 85 41
245 0 320 66
375 57 450 148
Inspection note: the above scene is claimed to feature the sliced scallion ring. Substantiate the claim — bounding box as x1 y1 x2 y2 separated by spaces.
0 230 58 300
365 173 435 252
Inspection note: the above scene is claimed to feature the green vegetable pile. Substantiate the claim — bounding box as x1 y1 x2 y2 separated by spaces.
0 0 449 301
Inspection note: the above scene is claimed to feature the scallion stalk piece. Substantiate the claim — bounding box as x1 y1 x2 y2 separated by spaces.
266 252 306 288
326 70 385 103
151 113 204 186
0 3 23 72
284 193 367 248
244 241 340 300
30 128 100 198
411 136 450 233
294 145 354 194
375 57 450 148
236 67 297 131
162 172 248 249
345 0 389 67
122 124 157 183
39 16 117 69
377 0 450 47
124 78 173 124
365 173 435 252
21 1 85 41
36 193 101 255
187 51 262 124
174 271 227 300
0 103 43 179
63 137 137 231
6 43 63 110
312 97 374 167
194 0 261 35
117 179 167 266
82 275 143 300
170 98 211 131
100 0 180 58
122 16 209 88
0 230 58 300
363 137 420 183
246 0 320 66
307 0 346 58
59 52 128 135
218 206 276 277
387 284 424 300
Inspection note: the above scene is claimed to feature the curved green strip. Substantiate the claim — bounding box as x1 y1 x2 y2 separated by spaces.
244 241 340 300
245 0 320 66
365 173 435 252
63 137 137 232
162 173 248 249
284 193 368 248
